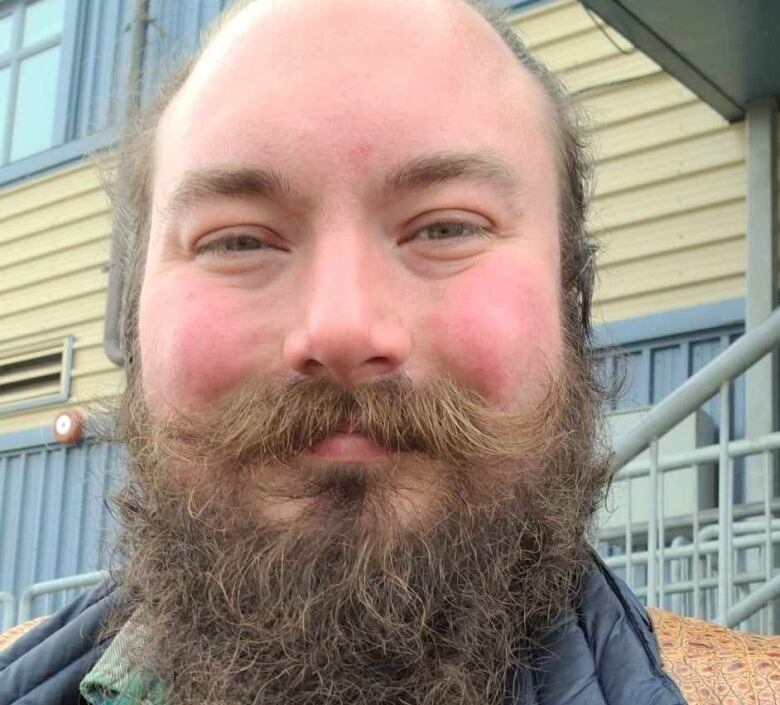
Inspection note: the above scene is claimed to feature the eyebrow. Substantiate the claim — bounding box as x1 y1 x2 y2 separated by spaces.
384 151 521 199
161 152 520 222
162 166 299 222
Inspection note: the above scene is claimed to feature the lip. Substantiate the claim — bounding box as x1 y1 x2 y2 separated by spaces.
309 432 390 460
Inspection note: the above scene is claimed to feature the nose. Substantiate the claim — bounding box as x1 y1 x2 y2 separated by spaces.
282 231 412 386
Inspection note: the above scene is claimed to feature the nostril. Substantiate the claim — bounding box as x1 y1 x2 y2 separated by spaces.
367 356 390 365
301 358 325 376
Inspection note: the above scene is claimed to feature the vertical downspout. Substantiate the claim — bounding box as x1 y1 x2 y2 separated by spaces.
103 0 149 367
744 96 778 501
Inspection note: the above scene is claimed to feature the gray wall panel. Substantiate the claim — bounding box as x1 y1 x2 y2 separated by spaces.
0 437 124 626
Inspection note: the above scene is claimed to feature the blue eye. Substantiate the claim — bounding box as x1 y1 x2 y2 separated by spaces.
195 234 268 255
413 221 490 242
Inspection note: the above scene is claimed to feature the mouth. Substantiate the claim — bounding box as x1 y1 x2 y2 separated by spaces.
308 419 390 461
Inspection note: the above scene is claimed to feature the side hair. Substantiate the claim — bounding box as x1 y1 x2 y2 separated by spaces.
107 0 597 373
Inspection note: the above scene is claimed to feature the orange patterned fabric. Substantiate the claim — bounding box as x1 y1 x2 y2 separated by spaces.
0 617 48 652
649 608 780 705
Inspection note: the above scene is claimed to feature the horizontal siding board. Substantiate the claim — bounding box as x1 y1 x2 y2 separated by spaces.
599 237 745 302
70 345 117 378
597 200 744 266
69 369 124 400
575 73 697 128
0 239 109 295
598 275 745 322
590 162 745 232
0 191 109 246
593 126 746 197
531 27 634 73
1 315 106 352
511 1 600 49
0 163 102 221
0 269 107 319
0 215 108 270
593 101 728 161
0 406 78 434
0 290 106 343
558 52 660 95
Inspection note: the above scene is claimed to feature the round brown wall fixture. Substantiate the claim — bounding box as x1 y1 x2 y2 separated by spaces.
53 410 84 445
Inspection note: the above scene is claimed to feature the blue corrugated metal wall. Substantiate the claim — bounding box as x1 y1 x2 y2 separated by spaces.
0 437 125 627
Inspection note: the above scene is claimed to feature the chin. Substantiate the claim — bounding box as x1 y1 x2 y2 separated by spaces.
243 458 445 539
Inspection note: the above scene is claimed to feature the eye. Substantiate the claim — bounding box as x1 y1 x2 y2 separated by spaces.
194 233 274 256
409 220 491 243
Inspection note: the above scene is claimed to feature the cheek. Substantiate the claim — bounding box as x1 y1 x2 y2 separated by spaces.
426 256 562 409
138 277 274 412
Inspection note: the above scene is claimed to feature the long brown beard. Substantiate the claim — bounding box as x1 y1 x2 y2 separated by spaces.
106 341 610 705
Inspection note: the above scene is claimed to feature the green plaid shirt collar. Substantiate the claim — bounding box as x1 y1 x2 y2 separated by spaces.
79 613 167 705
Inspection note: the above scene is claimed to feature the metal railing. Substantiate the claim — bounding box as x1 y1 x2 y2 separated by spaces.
0 591 16 632
15 571 107 625
601 307 780 631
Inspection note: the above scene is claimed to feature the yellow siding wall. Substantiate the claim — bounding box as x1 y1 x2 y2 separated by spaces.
0 161 120 434
0 0 769 434
510 0 748 324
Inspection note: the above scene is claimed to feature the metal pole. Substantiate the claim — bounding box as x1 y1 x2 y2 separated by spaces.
617 432 780 479
103 0 150 368
0 591 16 632
744 96 778 503
659 452 666 609
647 438 659 608
725 573 780 628
693 466 701 618
718 382 731 624
18 572 107 624
625 478 633 586
765 450 773 631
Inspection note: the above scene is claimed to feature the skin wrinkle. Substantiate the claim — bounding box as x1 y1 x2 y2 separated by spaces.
99 0 611 703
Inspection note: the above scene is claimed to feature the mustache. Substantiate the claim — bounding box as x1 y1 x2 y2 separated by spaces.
135 371 565 470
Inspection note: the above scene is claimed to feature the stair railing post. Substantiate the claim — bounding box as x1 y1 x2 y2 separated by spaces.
647 438 659 608
718 381 731 624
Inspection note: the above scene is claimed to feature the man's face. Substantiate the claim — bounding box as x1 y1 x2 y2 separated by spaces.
137 0 562 526
115 5 608 701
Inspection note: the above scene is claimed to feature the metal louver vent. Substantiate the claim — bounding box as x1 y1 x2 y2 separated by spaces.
0 337 74 414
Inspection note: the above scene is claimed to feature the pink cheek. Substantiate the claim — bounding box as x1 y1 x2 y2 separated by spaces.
139 282 267 411
427 260 561 408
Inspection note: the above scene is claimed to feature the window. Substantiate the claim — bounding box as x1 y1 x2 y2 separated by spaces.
0 0 72 166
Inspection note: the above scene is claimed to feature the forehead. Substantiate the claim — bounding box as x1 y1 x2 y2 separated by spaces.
154 0 556 200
